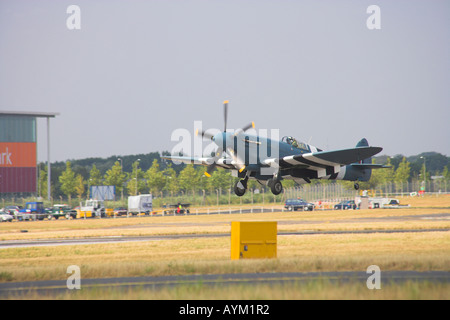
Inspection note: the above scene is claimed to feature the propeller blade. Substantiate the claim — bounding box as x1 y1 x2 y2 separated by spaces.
204 164 216 177
204 148 223 177
234 122 255 136
199 100 251 176
227 147 246 173
195 129 214 140
223 100 228 132
241 122 255 132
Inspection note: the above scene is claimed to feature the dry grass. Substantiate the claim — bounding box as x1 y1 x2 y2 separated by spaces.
1 206 449 241
1 199 449 256
400 194 450 207
0 195 448 299
7 280 449 300
1 231 449 283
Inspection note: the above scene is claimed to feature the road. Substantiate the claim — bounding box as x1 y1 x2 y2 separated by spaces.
1 271 448 298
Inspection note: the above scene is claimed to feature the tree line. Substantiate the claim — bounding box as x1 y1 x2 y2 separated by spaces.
35 151 450 202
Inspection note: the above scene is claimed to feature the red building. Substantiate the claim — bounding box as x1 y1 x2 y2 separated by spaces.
0 111 58 196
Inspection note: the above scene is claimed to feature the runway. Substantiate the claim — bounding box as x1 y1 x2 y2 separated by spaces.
1 227 449 249
1 271 449 298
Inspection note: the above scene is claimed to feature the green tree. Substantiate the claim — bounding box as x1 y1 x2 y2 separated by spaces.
38 167 48 199
282 179 295 189
127 160 146 196
195 166 209 192
419 163 431 183
75 174 85 200
378 157 394 185
443 166 450 182
89 164 103 186
208 168 231 191
163 164 179 195
441 166 450 192
104 161 127 196
394 157 411 189
59 161 77 202
146 159 165 194
178 164 199 198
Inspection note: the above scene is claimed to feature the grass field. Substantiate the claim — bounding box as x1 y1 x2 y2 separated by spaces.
0 195 449 299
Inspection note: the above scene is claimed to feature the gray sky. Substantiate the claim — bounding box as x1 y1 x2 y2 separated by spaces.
1 0 449 163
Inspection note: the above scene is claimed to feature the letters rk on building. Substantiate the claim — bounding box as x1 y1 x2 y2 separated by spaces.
0 111 58 195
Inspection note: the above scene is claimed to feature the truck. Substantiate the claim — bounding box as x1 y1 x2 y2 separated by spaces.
18 202 46 221
368 197 410 209
79 199 105 218
128 194 152 215
46 204 77 220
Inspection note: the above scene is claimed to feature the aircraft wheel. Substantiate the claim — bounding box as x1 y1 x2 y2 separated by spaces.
234 181 246 197
354 182 360 190
270 179 283 195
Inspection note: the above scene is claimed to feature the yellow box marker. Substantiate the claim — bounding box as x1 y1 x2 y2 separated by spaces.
230 221 277 260
105 208 114 217
77 210 92 219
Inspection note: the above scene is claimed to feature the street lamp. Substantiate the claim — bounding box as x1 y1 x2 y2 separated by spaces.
135 158 141 195
420 156 426 178
118 158 123 201
420 156 426 192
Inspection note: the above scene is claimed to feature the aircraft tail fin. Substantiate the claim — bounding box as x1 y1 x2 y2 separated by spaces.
355 138 369 148
355 138 371 164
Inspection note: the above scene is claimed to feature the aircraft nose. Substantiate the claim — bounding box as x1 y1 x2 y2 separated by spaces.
212 132 222 142
212 132 228 150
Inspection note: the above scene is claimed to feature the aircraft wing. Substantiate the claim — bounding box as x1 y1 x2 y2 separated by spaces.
161 155 212 166
351 163 391 169
161 156 234 169
167 203 191 207
276 146 383 178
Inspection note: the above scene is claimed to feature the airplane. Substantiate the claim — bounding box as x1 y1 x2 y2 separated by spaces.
163 101 389 197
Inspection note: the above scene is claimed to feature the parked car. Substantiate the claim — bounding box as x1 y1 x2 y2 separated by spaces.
3 206 22 219
113 207 128 216
46 204 77 220
284 199 315 211
19 202 46 220
0 211 13 222
15 211 32 221
334 200 357 210
3 205 22 215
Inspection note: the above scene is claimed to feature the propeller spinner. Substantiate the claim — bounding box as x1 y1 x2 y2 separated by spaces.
198 100 254 177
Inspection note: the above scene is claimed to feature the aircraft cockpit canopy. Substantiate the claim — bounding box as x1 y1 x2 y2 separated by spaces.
282 136 310 151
